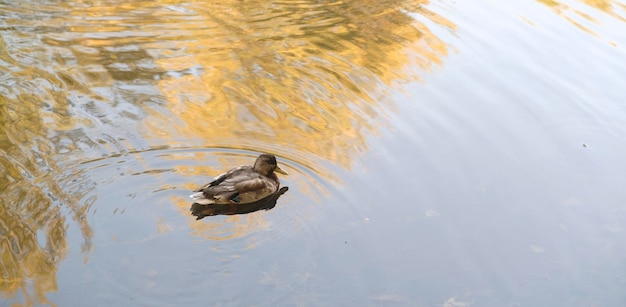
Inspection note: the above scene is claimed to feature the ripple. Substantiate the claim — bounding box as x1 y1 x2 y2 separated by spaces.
71 145 330 246
49 145 333 305
0 0 456 304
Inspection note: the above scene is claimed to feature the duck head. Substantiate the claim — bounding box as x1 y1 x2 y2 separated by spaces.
254 154 288 176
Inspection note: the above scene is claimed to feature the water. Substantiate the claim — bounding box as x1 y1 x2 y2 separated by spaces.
1 0 626 306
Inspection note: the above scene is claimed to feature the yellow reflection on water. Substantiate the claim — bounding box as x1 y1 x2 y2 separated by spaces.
1 0 454 303
147 0 454 168
0 7 94 303
141 0 455 244
0 204 64 306
0 110 93 304
535 0 626 40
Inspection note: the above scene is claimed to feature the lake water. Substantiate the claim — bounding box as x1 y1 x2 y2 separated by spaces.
1 0 626 306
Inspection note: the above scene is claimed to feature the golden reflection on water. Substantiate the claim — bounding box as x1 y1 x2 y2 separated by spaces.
151 0 454 168
0 101 93 304
535 0 626 40
0 0 453 304
139 0 453 241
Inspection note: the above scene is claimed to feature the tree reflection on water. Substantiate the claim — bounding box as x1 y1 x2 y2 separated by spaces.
0 0 454 304
0 93 93 304
534 0 625 41
151 0 455 168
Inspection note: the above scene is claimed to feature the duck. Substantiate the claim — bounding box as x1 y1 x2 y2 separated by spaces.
190 153 288 205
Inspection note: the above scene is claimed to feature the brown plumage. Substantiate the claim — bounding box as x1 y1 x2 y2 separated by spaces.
190 154 288 205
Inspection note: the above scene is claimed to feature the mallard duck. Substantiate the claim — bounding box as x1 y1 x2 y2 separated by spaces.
190 154 288 205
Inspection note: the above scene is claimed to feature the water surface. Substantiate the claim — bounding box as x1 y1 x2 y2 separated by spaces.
1 0 626 306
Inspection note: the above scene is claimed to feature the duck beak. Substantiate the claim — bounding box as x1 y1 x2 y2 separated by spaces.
274 165 288 175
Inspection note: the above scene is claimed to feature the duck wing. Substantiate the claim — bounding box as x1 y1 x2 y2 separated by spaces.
192 166 276 204
192 166 244 191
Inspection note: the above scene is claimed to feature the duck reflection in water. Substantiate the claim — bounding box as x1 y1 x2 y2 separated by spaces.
189 154 289 219
190 186 288 220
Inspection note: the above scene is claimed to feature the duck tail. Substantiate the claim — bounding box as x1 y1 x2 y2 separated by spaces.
190 192 214 205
